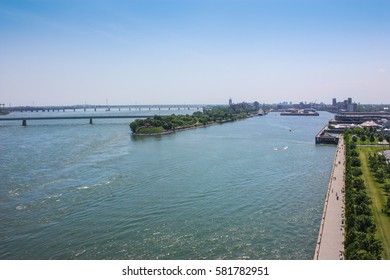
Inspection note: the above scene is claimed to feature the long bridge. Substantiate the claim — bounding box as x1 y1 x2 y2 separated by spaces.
6 104 206 113
0 115 156 126
0 104 213 126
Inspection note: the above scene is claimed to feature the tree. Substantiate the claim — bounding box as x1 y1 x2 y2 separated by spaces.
385 197 390 216
351 150 359 157
354 190 371 205
351 157 361 167
369 134 375 143
384 182 390 194
375 168 385 184
361 135 367 142
129 119 142 133
352 135 358 142
355 202 372 216
351 167 363 177
352 177 365 190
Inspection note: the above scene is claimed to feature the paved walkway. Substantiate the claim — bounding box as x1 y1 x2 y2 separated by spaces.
314 136 346 260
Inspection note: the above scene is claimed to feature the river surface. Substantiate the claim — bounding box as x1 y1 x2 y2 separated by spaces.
0 110 335 259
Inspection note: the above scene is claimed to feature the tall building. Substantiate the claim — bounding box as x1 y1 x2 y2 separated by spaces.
332 98 337 106
229 98 233 106
347 103 357 112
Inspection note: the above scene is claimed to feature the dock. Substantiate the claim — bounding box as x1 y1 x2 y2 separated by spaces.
315 126 339 144
314 136 346 260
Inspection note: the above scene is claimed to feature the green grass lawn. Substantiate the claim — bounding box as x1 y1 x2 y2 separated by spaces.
358 146 390 259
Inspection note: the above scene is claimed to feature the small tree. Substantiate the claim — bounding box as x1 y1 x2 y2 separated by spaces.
352 135 358 142
352 178 365 190
129 119 142 133
369 134 375 143
385 197 390 216
384 182 390 193
361 135 367 142
351 157 361 167
375 169 385 184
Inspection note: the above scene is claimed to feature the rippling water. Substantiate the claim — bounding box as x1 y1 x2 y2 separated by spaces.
0 110 335 259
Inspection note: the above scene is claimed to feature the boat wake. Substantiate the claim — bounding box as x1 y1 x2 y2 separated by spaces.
273 146 289 151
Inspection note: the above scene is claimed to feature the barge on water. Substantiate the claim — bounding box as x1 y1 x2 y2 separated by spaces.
281 108 319 116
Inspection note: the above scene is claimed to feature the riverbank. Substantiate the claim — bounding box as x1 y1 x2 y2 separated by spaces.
132 119 236 136
129 103 264 135
314 136 346 260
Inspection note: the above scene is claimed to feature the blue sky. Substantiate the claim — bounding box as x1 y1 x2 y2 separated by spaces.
1 0 389 105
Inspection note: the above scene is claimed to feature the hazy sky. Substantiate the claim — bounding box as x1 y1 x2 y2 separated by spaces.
1 0 389 106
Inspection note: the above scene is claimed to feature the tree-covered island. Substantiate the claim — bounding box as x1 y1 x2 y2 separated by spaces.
130 101 263 135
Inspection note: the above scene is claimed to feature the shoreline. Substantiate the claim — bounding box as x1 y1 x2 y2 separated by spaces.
314 136 346 260
131 118 249 136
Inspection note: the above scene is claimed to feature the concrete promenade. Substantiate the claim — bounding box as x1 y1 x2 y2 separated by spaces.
314 136 346 260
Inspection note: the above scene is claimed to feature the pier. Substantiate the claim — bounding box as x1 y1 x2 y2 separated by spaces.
315 126 340 145
314 136 346 260
0 115 155 126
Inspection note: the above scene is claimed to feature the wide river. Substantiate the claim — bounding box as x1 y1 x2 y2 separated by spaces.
0 110 335 259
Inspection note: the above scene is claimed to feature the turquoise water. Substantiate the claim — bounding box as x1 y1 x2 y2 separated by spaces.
0 110 335 259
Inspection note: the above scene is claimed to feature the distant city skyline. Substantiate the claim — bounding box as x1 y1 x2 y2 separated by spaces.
1 0 389 106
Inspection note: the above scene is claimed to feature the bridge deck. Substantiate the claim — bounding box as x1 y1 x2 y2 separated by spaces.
0 115 154 121
0 115 155 126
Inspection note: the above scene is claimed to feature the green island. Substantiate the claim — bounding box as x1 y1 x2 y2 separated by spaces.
344 127 390 259
129 102 263 135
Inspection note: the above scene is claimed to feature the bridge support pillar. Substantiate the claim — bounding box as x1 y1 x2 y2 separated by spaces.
22 119 27 126
89 118 93 124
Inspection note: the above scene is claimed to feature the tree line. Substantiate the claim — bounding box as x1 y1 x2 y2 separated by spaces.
349 127 390 144
130 103 261 134
368 153 390 215
343 130 383 259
